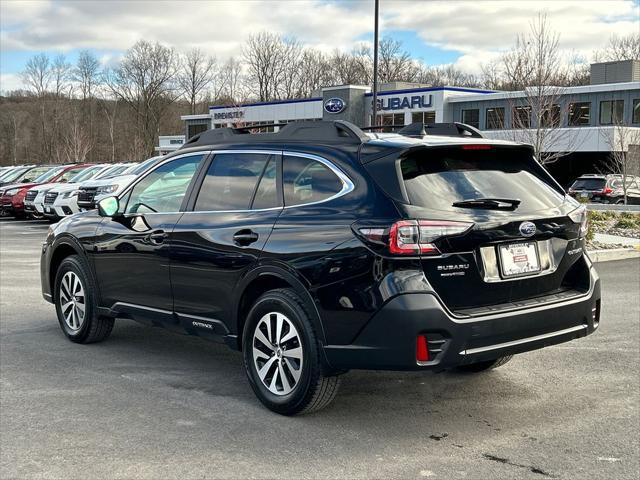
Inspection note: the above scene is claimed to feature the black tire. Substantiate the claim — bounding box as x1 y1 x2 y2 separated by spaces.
454 355 513 373
54 255 114 344
242 288 340 415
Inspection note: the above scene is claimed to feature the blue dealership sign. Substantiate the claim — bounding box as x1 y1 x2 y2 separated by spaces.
377 94 432 111
324 97 346 114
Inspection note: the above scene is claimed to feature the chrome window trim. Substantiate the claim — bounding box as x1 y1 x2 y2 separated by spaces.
180 149 355 215
282 151 355 209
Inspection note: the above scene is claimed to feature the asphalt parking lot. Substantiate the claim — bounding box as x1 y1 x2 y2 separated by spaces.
1 217 639 480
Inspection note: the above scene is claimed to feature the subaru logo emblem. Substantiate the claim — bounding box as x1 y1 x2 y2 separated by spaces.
519 221 536 237
324 97 346 114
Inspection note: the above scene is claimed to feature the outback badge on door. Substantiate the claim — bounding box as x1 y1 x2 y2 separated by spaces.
519 221 536 237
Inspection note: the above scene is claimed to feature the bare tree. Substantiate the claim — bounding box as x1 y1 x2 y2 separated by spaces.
296 50 332 97
277 38 303 99
178 48 216 115
243 32 287 101
105 40 179 158
329 45 372 86
601 119 640 204
63 107 93 163
21 54 51 96
378 38 419 83
51 54 72 98
73 50 101 100
499 13 581 164
98 96 119 163
596 33 640 62
218 58 243 102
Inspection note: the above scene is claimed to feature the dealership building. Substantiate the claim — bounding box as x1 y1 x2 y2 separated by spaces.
160 60 640 185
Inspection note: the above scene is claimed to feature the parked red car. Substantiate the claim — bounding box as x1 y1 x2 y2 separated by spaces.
0 164 93 218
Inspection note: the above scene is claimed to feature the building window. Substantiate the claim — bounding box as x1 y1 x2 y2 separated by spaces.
600 100 624 125
633 99 640 124
373 113 405 132
568 102 591 126
187 123 208 139
411 111 436 124
540 104 561 128
461 109 479 128
248 121 275 133
485 107 505 130
512 106 531 128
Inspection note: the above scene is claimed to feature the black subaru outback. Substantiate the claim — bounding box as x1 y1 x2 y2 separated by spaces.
40 121 600 415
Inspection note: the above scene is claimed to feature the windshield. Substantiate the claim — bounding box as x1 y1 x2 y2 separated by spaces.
69 166 103 183
17 166 54 183
400 147 565 214
34 166 64 183
100 164 130 179
130 156 163 176
2 167 31 182
571 178 606 190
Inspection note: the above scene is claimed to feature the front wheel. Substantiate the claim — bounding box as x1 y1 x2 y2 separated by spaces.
454 355 513 373
242 288 340 415
54 255 114 344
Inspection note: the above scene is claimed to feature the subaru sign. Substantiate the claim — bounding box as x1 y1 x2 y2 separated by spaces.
324 98 346 114
377 94 432 111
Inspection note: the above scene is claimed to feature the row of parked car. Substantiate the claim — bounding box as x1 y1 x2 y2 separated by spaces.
0 156 164 220
567 174 640 205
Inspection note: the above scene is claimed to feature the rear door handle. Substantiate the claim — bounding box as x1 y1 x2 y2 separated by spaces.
148 230 167 244
233 229 259 246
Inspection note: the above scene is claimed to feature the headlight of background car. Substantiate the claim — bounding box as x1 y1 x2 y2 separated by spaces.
96 184 119 195
568 205 588 237
4 188 20 196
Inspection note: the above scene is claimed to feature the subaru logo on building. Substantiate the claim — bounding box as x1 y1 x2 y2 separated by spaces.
324 97 346 114
519 221 537 237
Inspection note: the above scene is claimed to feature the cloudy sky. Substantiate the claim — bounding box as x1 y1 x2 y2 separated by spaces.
1 0 638 91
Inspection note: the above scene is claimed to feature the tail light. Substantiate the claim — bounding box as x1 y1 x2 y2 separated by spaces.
602 187 613 195
568 205 588 237
359 219 473 256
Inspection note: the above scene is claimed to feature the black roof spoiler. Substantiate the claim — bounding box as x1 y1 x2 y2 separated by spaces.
181 120 370 148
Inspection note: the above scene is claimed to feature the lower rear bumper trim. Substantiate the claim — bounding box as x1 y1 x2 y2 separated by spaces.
460 324 588 355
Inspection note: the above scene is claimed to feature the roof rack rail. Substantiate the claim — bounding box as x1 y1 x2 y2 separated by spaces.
397 122 484 138
181 120 370 149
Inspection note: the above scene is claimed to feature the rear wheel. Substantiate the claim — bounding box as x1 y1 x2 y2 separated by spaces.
455 355 513 373
54 255 114 343
242 288 340 415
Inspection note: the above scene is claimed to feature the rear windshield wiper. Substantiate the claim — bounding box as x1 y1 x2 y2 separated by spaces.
452 197 521 210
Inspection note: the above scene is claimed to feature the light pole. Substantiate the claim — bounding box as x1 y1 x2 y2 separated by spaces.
372 0 379 127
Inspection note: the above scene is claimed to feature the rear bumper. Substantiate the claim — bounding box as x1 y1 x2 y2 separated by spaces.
324 259 600 371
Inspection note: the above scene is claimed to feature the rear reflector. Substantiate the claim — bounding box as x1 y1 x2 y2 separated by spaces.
416 335 430 362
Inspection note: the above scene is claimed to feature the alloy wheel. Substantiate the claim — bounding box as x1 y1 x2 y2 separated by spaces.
252 312 303 396
59 271 86 331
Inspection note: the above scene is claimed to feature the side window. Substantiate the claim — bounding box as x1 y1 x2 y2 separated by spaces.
125 155 203 214
194 153 273 211
283 155 343 206
251 157 279 209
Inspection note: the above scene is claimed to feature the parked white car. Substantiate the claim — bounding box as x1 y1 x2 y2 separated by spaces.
76 157 163 210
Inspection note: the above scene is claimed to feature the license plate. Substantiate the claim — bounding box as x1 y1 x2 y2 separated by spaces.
579 192 588 198
499 242 540 278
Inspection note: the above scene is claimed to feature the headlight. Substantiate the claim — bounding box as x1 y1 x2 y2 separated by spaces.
4 188 20 196
96 184 119 195
568 205 588 237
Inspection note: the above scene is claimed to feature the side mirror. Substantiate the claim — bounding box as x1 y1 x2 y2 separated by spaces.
97 196 120 217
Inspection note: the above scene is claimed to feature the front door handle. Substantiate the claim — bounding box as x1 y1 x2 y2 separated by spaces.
233 229 259 246
148 230 167 244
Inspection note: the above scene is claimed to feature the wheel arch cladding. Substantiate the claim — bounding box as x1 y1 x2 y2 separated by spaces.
49 240 87 301
235 271 327 351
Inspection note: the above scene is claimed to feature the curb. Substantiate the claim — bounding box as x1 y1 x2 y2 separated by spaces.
587 247 640 263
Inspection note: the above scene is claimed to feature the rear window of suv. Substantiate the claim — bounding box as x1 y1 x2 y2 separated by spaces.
401 147 564 214
571 178 606 190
